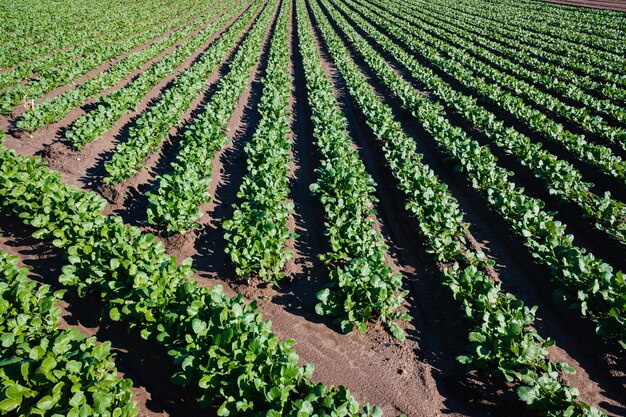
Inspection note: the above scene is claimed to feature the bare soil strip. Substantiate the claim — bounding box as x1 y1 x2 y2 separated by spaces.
541 0 626 12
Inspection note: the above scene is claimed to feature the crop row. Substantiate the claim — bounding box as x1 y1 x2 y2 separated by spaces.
338 0 626 244
315 0 626 346
16 0 226 132
0 0 193 90
497 0 626 35
389 0 626 105
0 0 143 67
0 0 202 115
146 0 275 231
0 250 137 417
305 0 605 415
436 0 626 69
0 1 88 46
103 0 266 184
296 0 407 338
353 0 626 185
464 0 626 55
359 0 626 151
495 0 626 40
366 0 626 136
65 0 250 150
223 0 296 280
398 0 626 97
0 137 382 416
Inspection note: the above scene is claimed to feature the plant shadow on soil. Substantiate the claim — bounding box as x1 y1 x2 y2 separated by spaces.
319 0 626 413
192 0 279 284
0 213 215 417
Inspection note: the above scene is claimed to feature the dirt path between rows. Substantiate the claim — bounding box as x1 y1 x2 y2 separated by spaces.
540 0 626 12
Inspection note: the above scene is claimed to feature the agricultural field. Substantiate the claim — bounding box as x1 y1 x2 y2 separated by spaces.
0 0 625 415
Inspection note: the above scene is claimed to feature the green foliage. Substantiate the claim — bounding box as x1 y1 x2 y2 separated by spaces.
224 0 296 282
104 1 268 184
346 0 626 245
0 250 137 417
147 0 275 233
306 0 615 415
0 0 202 115
0 141 382 416
321 0 626 347
296 0 407 337
16 0 228 132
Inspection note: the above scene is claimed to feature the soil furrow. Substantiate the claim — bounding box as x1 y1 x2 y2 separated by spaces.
0 215 211 417
310 0 625 414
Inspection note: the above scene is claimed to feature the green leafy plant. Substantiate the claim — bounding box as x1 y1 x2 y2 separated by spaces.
0 135 382 416
16 0 228 132
296 0 408 338
0 0 202 115
305 0 612 414
146 0 272 232
103 0 264 184
319 0 626 347
0 250 137 417
223 0 296 282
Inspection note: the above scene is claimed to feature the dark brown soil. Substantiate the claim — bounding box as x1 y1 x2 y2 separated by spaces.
0 0 624 416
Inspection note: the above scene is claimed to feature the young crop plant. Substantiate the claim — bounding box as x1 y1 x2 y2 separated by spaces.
336 0 626 245
385 0 626 102
316 0 626 347
146 0 275 232
64 0 252 150
0 2 194 89
307 0 608 415
104 0 265 184
0 141 383 417
346 0 626 185
428 0 626 76
0 0 193 72
0 1 201 115
16 0 226 132
448 0 626 58
352 0 626 153
0 1 169 88
0 250 137 417
223 0 295 282
297 0 408 339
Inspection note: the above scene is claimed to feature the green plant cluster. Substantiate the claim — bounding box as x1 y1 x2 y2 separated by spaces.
0 0 201 115
346 2 626 185
397 0 626 102
358 0 626 152
338 0 626 245
487 0 626 45
0 0 182 69
448 0 626 63
0 0 197 91
146 0 276 233
318 0 626 347
297 0 407 339
0 142 382 416
0 250 137 417
307 0 608 415
104 1 265 184
16 0 226 132
223 0 295 281
64 0 251 151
